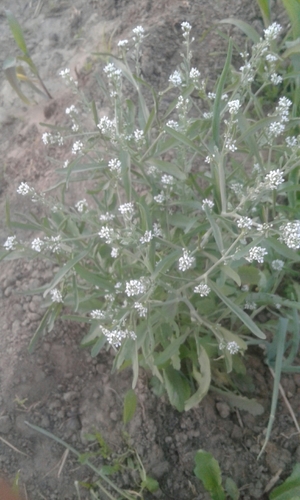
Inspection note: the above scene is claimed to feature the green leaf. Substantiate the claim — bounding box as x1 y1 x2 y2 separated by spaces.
222 265 241 287
282 0 300 39
210 387 264 416
141 476 159 493
270 463 300 499
148 159 186 180
6 10 28 54
163 366 191 412
151 249 181 280
123 389 137 425
43 249 90 298
256 0 271 27
219 18 260 43
74 264 113 291
194 450 226 500
165 126 202 154
3 57 31 104
237 265 260 285
184 346 211 411
154 332 189 366
204 208 224 253
209 281 266 339
225 477 240 500
268 238 300 262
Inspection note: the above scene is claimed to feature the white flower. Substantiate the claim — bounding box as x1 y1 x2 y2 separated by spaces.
103 63 122 79
154 193 165 204
72 122 79 132
104 327 136 348
132 25 145 41
189 67 200 82
3 236 17 251
286 136 298 148
63 159 69 169
264 22 282 42
17 182 32 196
75 199 88 213
125 279 147 297
147 165 158 176
42 132 51 145
153 223 162 237
50 288 63 303
237 217 253 230
31 237 44 252
118 39 128 47
244 302 257 311
108 158 121 174
208 92 216 100
279 221 300 249
194 282 211 297
270 73 283 85
228 100 241 115
227 341 240 355
44 235 62 254
134 302 147 317
161 174 175 185
241 284 249 292
166 120 179 130
140 230 153 244
266 54 278 62
178 249 195 272
72 140 83 154
203 112 213 119
271 259 284 271
264 169 284 190
97 116 116 136
202 199 214 210
111 247 119 258
90 309 105 319
181 21 192 32
119 202 134 216
65 105 78 115
99 212 115 222
169 70 182 87
133 129 145 144
267 121 285 140
99 226 115 244
246 246 268 264
224 137 237 152
59 68 70 78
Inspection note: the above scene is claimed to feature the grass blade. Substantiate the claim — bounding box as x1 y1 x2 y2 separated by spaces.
6 10 28 55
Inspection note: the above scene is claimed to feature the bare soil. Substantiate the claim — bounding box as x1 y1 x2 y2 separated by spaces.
0 1 299 499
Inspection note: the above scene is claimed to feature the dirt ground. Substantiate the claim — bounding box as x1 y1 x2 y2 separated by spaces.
0 1 300 499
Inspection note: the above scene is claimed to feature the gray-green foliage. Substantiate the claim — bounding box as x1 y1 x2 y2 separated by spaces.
2 21 300 427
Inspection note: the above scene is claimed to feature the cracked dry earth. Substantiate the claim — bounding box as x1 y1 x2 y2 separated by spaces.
0 0 300 499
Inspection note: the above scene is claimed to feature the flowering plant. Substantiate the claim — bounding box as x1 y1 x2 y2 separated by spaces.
3 21 300 413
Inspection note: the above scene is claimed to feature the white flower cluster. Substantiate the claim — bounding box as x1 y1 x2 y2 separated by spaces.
111 247 119 258
99 226 115 244
286 136 299 148
224 137 237 152
237 217 253 230
103 63 122 79
189 67 200 82
125 278 148 297
219 340 240 355
108 158 121 175
166 120 179 130
133 129 145 146
228 99 241 115
264 169 284 190
31 237 44 252
267 96 292 142
17 182 34 196
169 70 182 87
154 192 165 204
271 259 284 271
246 246 268 264
3 235 17 251
59 68 78 87
90 309 105 319
65 104 78 115
132 25 145 42
264 22 282 43
99 212 115 222
279 221 300 249
119 202 134 217
178 249 195 272
50 288 63 303
104 327 137 348
118 39 128 47
134 302 147 317
161 174 175 186
181 21 192 34
194 282 211 297
244 301 257 311
72 140 83 155
42 132 64 146
75 199 88 213
140 224 162 244
202 199 214 210
97 116 116 138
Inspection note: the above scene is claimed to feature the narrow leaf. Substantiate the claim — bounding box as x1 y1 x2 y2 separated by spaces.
6 10 28 54
123 389 137 425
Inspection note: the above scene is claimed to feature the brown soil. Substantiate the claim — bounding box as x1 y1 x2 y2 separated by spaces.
0 1 299 499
